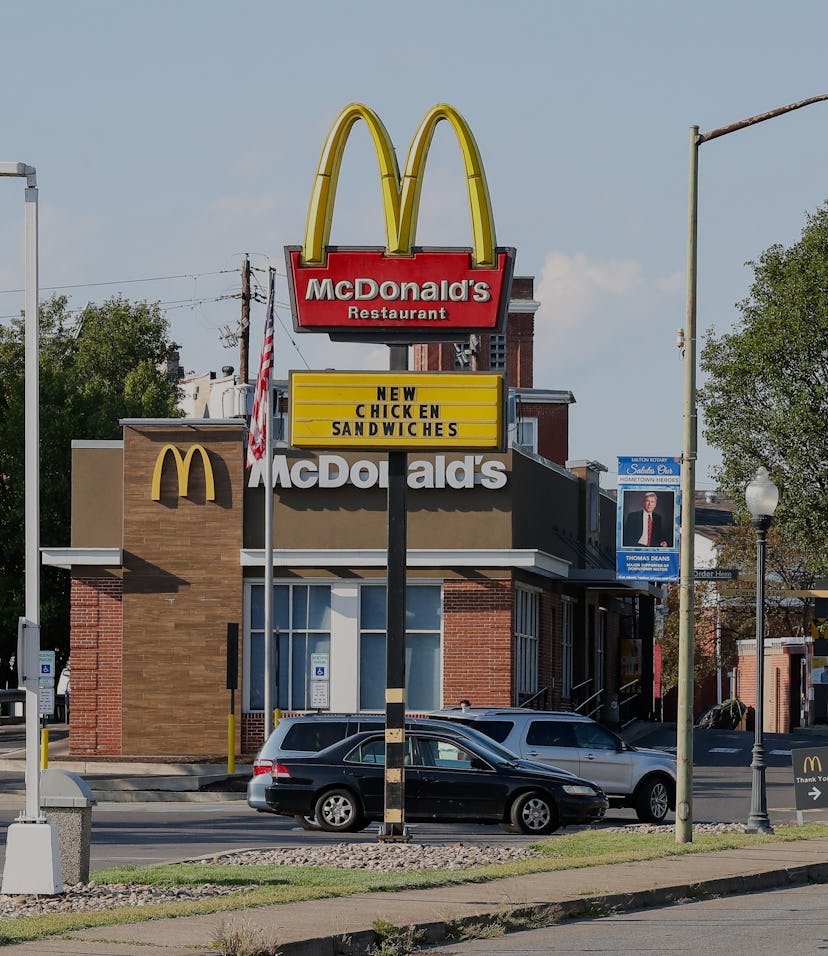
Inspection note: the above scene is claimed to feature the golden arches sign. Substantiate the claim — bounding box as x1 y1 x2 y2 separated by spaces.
803 755 823 774
287 103 514 339
151 444 215 501
302 103 496 268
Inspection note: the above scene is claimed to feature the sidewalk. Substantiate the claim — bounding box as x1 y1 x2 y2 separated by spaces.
0 836 826 955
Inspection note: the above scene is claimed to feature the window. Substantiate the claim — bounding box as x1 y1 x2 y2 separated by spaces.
414 737 478 770
469 720 513 743
489 334 506 371
513 418 537 453
280 722 350 752
346 737 414 765
572 722 618 751
562 599 574 698
526 720 577 748
515 587 539 699
249 584 331 711
359 585 442 711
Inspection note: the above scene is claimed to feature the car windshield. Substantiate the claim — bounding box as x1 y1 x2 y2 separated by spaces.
447 724 521 762
446 733 523 768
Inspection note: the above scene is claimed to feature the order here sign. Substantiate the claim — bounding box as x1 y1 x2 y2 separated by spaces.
289 371 504 451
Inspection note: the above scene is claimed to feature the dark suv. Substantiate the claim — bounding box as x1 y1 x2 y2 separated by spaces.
430 708 676 823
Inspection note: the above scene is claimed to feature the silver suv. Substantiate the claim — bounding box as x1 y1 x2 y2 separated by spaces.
431 708 676 823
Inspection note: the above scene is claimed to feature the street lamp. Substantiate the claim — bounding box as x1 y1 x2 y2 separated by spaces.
0 163 62 894
676 94 828 844
744 466 779 835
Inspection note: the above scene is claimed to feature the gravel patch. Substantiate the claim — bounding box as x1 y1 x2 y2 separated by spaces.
184 841 541 871
0 881 254 919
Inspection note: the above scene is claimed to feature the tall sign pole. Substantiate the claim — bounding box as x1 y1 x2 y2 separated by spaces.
285 103 513 842
382 344 409 841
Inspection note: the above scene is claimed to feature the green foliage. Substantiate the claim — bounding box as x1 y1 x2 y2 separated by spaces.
700 202 828 572
0 295 180 678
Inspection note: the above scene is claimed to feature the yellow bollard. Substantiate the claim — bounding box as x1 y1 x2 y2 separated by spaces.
40 726 48 770
227 713 235 775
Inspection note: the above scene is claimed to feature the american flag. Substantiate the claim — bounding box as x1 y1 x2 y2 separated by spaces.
246 270 275 468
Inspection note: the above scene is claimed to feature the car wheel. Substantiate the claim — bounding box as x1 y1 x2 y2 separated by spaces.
314 788 364 833
634 776 672 823
510 791 559 835
293 814 321 831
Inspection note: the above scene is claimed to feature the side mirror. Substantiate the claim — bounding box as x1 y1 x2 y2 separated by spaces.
470 757 488 771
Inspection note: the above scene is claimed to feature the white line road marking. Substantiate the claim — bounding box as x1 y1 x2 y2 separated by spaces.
709 747 741 753
770 749 792 756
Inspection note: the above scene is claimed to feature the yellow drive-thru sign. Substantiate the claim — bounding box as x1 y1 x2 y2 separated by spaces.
290 371 504 450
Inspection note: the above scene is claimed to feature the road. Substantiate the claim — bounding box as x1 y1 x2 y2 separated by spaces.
419 881 828 954
0 724 825 871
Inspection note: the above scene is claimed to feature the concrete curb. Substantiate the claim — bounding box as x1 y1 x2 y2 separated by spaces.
273 859 828 956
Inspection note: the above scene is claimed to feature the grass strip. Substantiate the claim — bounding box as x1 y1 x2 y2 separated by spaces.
0 823 826 946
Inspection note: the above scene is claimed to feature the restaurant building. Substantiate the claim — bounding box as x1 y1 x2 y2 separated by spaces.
43 279 659 758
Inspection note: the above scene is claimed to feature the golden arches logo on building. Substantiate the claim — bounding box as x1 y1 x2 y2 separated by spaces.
803 755 823 773
151 445 215 502
285 103 515 340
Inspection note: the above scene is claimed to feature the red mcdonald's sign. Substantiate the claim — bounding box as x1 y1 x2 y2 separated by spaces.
286 103 515 341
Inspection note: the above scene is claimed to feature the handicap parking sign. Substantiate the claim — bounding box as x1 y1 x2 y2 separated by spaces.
310 653 329 682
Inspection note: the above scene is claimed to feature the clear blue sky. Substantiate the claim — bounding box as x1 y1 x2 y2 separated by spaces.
2 0 827 488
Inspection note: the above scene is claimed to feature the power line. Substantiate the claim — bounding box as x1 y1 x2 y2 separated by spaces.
0 268 238 297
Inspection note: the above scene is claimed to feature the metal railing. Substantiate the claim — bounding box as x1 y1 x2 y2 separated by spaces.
619 678 642 728
517 686 549 710
574 687 605 720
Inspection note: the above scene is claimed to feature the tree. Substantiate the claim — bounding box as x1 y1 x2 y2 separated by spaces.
700 202 828 572
0 295 181 684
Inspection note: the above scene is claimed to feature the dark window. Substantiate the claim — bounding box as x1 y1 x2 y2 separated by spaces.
348 739 386 764
281 722 349 752
526 721 577 747
469 720 514 743
572 722 618 751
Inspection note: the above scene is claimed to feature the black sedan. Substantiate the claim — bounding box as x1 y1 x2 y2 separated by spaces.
264 729 608 835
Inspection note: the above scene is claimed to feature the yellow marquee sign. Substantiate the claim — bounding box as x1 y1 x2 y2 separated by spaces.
290 372 504 450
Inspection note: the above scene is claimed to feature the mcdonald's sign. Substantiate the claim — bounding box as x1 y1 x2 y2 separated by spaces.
151 445 215 501
286 103 515 341
792 746 828 810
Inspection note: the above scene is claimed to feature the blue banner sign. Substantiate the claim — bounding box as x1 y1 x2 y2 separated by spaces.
616 456 681 582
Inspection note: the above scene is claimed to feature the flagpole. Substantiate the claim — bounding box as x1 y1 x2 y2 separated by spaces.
263 268 275 740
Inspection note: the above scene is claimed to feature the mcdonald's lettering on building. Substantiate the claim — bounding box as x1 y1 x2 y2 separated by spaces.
286 103 515 339
290 371 504 450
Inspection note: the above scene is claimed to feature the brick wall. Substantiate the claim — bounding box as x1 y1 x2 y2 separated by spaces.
442 579 513 706
69 575 123 755
736 645 792 734
242 712 264 756
539 588 563 709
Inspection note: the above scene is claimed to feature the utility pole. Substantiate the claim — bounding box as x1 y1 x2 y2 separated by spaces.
240 254 251 382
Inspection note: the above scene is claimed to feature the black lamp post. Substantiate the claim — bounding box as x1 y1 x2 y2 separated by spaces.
744 466 779 834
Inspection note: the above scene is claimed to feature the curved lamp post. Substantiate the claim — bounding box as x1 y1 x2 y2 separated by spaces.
744 466 779 834
676 94 828 844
